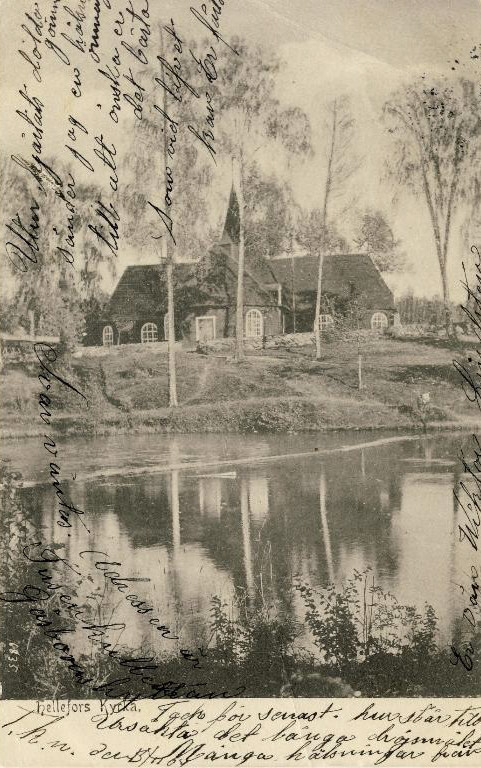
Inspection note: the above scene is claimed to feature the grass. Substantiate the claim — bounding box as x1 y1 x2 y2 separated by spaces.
1 334 477 436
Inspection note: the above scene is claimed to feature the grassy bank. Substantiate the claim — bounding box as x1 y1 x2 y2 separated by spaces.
1 335 477 437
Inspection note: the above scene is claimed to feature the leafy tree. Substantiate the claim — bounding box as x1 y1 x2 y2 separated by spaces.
354 209 405 272
383 77 481 334
243 162 297 263
2 156 114 353
297 208 349 256
120 125 215 265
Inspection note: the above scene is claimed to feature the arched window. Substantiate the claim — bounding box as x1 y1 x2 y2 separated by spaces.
141 322 158 343
319 314 334 331
371 312 388 331
245 309 263 338
102 325 114 346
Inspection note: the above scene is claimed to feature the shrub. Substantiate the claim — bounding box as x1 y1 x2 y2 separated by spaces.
294 568 438 672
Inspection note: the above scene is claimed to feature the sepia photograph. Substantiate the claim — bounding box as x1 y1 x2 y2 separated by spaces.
1 0 481 765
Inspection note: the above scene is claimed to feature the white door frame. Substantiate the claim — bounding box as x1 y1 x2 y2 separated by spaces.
195 315 216 341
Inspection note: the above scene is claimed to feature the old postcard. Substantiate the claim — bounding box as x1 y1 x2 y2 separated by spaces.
1 0 481 765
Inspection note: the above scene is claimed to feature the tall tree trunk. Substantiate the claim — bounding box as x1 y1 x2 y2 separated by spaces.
314 100 338 360
166 259 178 406
233 155 245 362
160 27 178 406
419 158 455 338
314 250 324 358
440 263 453 337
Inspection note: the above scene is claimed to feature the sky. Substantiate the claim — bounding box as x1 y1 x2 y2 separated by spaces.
233 0 481 301
1 0 481 300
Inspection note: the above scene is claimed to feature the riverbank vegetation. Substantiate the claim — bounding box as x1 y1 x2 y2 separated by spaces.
1 335 476 438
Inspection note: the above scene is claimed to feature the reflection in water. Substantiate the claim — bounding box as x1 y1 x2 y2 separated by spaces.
12 431 473 659
391 474 455 638
170 470 181 550
241 479 254 595
199 477 222 518
319 466 334 583
248 475 269 522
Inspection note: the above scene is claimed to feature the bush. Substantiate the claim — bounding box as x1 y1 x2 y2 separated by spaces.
295 568 438 671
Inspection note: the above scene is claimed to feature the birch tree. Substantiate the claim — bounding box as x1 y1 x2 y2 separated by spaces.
314 96 357 359
121 33 215 407
2 157 110 352
210 41 311 361
383 77 481 335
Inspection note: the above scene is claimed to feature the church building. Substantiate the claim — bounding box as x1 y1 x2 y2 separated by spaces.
87 188 396 347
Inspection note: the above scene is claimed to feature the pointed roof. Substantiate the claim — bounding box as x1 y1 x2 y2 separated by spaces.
107 263 197 318
219 186 240 245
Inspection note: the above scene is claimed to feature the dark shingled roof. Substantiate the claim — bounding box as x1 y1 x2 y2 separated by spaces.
108 263 197 317
269 254 395 310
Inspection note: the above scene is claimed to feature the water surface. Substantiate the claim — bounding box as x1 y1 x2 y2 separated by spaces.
2 430 472 658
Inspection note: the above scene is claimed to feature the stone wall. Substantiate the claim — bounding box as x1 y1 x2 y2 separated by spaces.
199 331 316 354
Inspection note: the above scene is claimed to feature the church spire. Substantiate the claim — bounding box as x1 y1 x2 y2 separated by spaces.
220 185 240 245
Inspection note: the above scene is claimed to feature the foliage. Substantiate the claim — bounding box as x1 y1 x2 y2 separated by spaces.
396 293 454 328
2 157 115 350
297 208 349 256
353 209 405 272
295 580 359 669
121 131 215 265
210 37 312 360
383 76 481 328
209 594 298 688
317 96 359 221
243 162 297 262
210 37 312 161
309 95 358 359
0 463 43 696
295 568 438 672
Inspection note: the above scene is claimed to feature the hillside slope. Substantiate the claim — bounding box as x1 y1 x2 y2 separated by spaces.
1 336 476 437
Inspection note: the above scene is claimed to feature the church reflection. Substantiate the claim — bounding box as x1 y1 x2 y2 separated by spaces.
19 432 469 659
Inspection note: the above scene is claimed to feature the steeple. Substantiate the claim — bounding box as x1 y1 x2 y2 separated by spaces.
220 185 240 245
